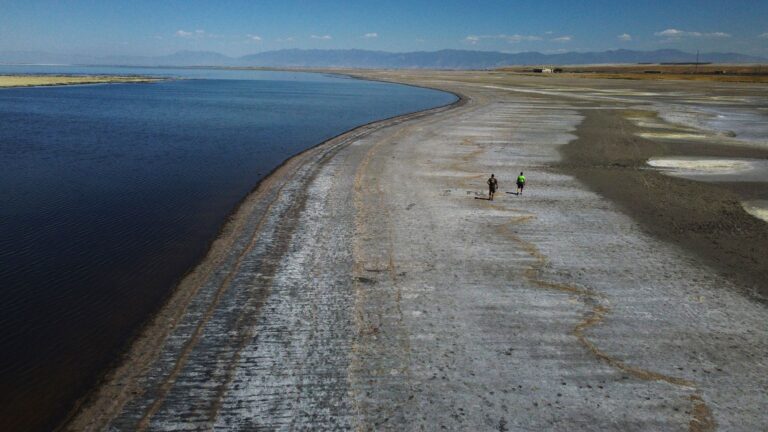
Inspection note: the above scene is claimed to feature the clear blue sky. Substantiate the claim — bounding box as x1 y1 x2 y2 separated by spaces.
1 0 766 56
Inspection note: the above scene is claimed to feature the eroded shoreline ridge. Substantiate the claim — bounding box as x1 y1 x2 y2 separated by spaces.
65 71 767 430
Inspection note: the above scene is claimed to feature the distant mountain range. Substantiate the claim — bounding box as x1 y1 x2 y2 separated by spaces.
1 49 765 69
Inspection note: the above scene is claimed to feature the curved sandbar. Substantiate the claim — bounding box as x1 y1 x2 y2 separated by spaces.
64 71 768 431
0 75 162 88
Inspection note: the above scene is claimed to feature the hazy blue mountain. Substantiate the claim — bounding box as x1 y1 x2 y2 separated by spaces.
1 49 764 69
238 49 545 68
237 49 765 68
73 51 238 67
154 50 237 66
543 49 763 65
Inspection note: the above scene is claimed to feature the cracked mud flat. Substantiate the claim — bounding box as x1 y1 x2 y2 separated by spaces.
66 73 767 431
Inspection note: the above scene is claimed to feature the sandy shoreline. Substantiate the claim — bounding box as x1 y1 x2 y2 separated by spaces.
62 71 767 430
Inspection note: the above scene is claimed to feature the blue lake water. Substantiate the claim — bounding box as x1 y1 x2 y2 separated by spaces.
0 66 456 430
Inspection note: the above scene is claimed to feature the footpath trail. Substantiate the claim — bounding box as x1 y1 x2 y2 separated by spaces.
68 74 768 431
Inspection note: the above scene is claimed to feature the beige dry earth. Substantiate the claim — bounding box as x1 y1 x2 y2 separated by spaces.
64 71 767 431
0 75 160 87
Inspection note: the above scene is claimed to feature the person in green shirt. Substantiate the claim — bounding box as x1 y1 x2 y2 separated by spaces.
516 172 526 195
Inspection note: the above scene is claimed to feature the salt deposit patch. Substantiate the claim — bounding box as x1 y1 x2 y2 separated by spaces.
639 132 709 140
626 117 672 129
596 90 661 97
742 200 768 223
647 157 768 182
657 105 768 147
648 158 753 174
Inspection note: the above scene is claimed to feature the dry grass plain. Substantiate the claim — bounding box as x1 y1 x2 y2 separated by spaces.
497 64 768 83
0 75 161 87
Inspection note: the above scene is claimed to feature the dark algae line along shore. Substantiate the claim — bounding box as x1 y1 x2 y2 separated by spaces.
0 69 456 432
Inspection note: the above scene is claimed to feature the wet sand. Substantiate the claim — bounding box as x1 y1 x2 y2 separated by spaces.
63 71 767 430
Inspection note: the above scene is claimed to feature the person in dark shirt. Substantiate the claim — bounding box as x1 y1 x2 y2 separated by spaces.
487 174 498 200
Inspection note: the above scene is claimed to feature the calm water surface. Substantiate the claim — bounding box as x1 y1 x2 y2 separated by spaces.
0 67 456 430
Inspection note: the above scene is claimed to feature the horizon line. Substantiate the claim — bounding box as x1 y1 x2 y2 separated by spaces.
1 47 765 58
